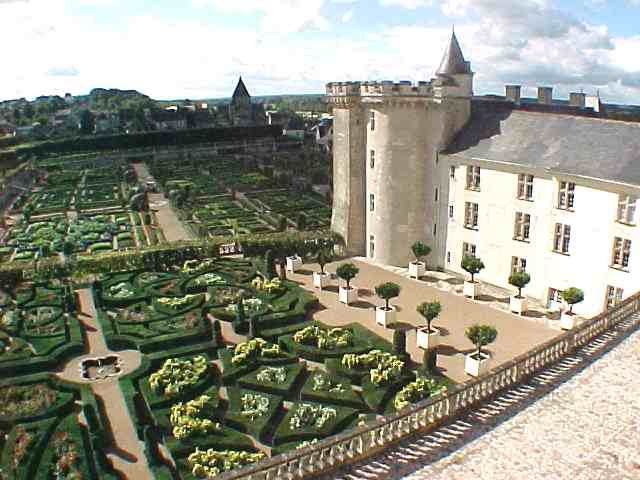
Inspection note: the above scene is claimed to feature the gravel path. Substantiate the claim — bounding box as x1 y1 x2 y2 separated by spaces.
132 162 193 242
317 313 640 480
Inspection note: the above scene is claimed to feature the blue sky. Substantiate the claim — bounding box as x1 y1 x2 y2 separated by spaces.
1 0 640 104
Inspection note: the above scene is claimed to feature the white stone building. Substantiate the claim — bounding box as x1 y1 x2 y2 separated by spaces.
327 33 640 317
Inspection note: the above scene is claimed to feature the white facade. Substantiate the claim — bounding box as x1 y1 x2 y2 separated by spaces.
328 33 640 318
443 161 639 317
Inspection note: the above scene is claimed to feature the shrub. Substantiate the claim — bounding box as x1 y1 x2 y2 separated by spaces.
289 404 337 430
508 271 531 298
170 395 221 440
278 215 288 232
375 282 400 310
148 356 208 397
465 324 497 359
393 329 406 356
231 338 281 366
188 448 265 478
336 263 359 289
292 325 353 350
341 350 404 386
417 301 441 334
461 255 485 283
316 248 332 274
256 366 287 384
411 241 431 263
561 287 584 313
311 372 345 393
240 393 270 421
296 213 307 231
394 376 447 410
264 250 277 279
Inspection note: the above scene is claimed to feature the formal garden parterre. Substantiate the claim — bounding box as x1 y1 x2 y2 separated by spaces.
97 255 450 479
0 161 166 262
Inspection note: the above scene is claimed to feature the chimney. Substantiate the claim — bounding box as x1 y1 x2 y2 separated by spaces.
537 86 553 105
569 92 586 109
505 85 521 105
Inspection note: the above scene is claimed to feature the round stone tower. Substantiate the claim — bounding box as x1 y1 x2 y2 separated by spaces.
327 32 474 267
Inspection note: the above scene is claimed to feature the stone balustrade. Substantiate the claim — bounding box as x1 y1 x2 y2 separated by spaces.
215 291 640 480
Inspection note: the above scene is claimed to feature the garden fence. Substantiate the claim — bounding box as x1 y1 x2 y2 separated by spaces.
216 290 640 480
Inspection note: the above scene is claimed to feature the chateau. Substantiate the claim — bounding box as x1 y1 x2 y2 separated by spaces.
327 32 640 317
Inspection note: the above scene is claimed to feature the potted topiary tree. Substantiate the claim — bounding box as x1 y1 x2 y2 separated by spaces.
409 241 431 279
462 255 484 299
313 248 332 290
336 263 359 305
508 271 531 315
464 324 497 377
560 287 584 330
416 300 442 350
374 282 400 327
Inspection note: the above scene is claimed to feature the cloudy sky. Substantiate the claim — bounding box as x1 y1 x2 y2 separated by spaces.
1 0 640 104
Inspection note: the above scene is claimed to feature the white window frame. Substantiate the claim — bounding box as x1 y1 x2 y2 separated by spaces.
513 212 531 241
617 195 636 225
464 202 479 229
558 181 575 210
462 242 476 258
605 285 624 310
466 165 481 191
611 237 631 270
553 223 571 254
517 174 534 200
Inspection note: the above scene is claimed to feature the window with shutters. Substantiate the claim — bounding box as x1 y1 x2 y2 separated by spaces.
449 205 454 219
605 286 624 310
369 235 375 258
553 223 571 254
617 195 636 225
464 202 479 229
513 212 531 241
466 166 481 191
517 174 534 200
611 237 631 270
450 166 456 179
558 181 575 210
370 150 375 169
369 194 375 212
462 242 476 258
369 111 375 131
511 256 527 274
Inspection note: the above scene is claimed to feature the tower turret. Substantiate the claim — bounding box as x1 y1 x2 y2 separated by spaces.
434 31 474 100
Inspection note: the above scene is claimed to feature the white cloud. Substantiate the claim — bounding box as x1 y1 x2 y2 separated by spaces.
1 0 640 104
380 0 433 8
341 9 354 22
192 0 329 33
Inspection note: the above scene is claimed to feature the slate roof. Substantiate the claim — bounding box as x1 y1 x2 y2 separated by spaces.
232 76 251 100
437 32 472 76
444 101 640 187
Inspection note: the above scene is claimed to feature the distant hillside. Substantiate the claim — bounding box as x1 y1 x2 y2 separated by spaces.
75 88 156 111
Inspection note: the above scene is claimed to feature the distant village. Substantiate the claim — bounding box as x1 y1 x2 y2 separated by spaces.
0 77 334 152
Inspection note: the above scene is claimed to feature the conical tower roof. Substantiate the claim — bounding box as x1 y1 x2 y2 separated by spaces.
437 31 471 76
232 76 251 100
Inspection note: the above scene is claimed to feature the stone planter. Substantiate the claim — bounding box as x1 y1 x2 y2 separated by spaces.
409 261 426 279
375 306 396 327
416 326 440 350
313 272 329 290
339 286 358 305
560 311 579 330
463 281 479 299
510 296 528 315
465 351 490 377
286 255 303 273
